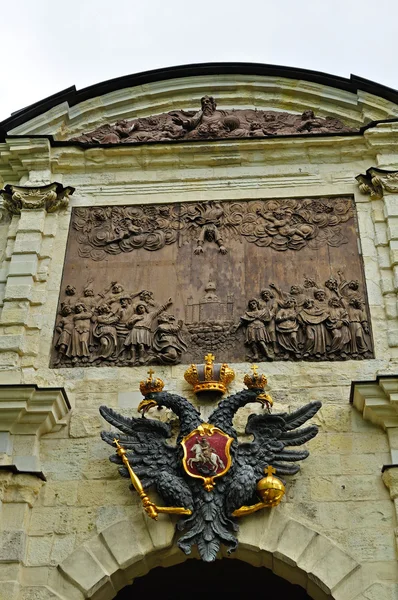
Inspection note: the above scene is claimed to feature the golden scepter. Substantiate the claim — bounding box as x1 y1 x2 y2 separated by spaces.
113 438 192 520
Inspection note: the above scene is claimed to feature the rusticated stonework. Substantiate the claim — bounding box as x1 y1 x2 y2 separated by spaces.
70 96 354 145
50 196 373 367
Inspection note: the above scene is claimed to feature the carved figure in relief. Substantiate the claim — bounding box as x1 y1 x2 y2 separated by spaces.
153 313 187 364
91 304 119 361
237 299 273 361
113 296 135 356
299 294 329 358
259 289 278 355
171 96 226 134
338 270 361 301
347 298 370 357
325 298 350 357
124 299 173 364
70 303 93 361
185 202 228 255
54 304 74 364
275 299 301 357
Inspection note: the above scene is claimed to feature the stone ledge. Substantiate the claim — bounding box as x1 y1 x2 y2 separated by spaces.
351 375 398 430
0 385 71 479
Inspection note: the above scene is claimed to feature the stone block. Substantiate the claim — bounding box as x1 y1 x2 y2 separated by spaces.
18 210 46 233
1 504 29 530
9 254 38 277
4 276 34 302
310 476 338 502
312 405 351 432
43 214 58 237
274 519 316 566
77 481 107 506
50 534 76 566
100 519 152 569
60 546 109 596
0 530 26 562
42 482 79 507
0 370 21 384
26 536 53 566
38 238 54 260
118 391 143 409
48 569 85 600
363 582 398 600
0 301 30 326
30 508 60 536
69 411 103 438
0 352 19 367
309 544 358 594
13 233 42 255
0 581 20 600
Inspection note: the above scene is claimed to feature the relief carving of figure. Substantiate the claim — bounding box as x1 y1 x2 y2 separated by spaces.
69 303 93 362
275 298 301 358
347 298 370 357
124 298 173 364
113 296 136 357
325 297 350 357
91 304 119 362
54 304 74 364
298 291 329 359
153 313 187 364
237 299 273 361
171 96 227 136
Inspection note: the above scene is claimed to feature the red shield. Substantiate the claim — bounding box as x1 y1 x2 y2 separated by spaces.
182 424 233 490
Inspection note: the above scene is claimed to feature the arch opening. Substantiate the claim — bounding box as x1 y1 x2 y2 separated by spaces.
116 559 312 599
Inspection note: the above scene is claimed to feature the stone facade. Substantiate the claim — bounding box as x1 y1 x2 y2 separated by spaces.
0 67 397 599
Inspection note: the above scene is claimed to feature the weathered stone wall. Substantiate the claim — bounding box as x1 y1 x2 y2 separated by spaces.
0 76 397 599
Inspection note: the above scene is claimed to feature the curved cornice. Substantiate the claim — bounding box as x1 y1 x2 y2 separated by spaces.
2 63 398 142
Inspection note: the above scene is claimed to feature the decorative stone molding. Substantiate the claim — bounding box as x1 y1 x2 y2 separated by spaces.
0 182 74 215
351 375 398 467
356 167 398 200
351 376 398 430
0 385 71 478
56 516 368 600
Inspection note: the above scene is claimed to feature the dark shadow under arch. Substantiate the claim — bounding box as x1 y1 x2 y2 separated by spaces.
116 558 312 600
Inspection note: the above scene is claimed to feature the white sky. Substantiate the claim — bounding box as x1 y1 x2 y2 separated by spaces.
0 0 396 121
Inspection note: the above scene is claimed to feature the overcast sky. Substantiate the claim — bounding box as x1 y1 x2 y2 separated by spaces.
0 0 396 121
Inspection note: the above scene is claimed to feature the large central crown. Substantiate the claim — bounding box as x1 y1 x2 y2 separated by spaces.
184 353 235 395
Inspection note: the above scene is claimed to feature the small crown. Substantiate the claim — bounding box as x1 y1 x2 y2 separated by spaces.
244 364 268 390
139 369 165 396
184 353 235 395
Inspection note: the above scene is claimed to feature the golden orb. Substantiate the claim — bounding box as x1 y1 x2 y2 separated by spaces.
256 466 285 507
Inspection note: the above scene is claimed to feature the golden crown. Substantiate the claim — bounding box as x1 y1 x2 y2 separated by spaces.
244 365 273 408
243 364 268 390
139 369 165 396
184 353 235 395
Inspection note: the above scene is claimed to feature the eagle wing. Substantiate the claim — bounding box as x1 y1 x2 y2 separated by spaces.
236 401 321 479
100 406 180 489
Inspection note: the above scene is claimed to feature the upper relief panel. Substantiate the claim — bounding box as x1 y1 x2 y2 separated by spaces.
69 97 353 145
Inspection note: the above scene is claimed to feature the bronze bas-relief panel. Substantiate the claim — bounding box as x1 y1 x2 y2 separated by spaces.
69 96 354 146
50 197 373 367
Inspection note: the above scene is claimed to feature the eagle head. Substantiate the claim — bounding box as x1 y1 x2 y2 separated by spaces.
138 397 158 415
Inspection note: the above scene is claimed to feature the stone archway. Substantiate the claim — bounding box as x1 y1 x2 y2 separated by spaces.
37 514 373 600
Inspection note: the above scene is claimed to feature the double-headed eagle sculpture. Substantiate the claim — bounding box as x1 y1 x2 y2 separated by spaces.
100 356 321 562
